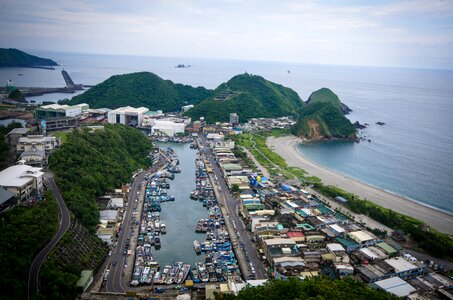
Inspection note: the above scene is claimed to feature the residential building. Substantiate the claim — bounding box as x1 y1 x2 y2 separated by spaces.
0 164 44 201
229 113 239 125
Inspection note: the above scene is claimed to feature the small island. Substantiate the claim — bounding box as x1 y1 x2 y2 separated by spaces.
0 48 58 68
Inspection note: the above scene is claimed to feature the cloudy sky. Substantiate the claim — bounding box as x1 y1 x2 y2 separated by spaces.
1 0 453 69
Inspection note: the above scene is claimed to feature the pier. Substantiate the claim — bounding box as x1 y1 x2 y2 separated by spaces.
0 70 86 97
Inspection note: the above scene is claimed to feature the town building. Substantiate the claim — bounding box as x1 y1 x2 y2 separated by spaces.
35 103 89 118
5 127 30 147
107 106 149 126
0 164 44 201
229 113 239 125
148 117 190 137
16 135 58 166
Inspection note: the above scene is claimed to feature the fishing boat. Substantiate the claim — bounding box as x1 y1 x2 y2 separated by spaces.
159 265 171 284
191 266 201 283
196 262 209 283
160 221 166 234
193 240 201 254
153 271 161 284
154 236 161 248
176 263 191 284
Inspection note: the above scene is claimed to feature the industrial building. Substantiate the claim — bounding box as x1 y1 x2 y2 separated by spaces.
107 106 149 126
149 118 190 137
0 164 44 201
35 103 89 118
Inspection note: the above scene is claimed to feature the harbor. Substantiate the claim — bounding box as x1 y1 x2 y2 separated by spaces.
128 142 241 288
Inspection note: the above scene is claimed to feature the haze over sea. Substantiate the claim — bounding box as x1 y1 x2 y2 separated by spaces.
1 52 453 213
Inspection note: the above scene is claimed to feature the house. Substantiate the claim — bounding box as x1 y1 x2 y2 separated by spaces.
0 164 44 201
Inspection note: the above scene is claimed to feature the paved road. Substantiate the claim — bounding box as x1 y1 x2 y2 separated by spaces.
105 154 167 293
199 135 267 280
105 171 146 293
28 173 71 299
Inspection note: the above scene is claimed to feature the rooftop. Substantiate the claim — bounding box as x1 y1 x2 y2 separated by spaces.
373 277 416 297
264 238 296 246
349 230 376 243
0 164 44 188
327 243 345 252
6 127 30 136
385 258 421 272
109 106 149 114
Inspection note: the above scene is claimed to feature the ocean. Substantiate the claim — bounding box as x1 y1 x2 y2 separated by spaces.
1 52 452 213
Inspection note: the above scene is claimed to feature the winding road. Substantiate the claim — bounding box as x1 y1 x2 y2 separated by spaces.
28 173 71 299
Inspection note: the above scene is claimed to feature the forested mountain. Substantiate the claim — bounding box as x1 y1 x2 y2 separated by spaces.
185 73 304 123
0 48 58 67
68 71 214 111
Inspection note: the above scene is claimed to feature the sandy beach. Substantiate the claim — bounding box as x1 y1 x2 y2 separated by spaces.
267 135 453 235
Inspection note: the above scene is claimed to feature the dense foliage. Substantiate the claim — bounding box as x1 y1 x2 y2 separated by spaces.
49 124 152 230
0 48 58 67
8 89 25 101
313 182 453 259
0 193 59 300
39 217 108 300
0 122 22 170
68 71 214 111
185 73 304 123
291 88 356 139
215 277 399 300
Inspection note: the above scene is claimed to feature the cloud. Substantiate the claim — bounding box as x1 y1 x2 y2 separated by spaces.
0 0 452 68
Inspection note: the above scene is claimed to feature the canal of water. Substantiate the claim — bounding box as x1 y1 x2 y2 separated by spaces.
152 142 207 267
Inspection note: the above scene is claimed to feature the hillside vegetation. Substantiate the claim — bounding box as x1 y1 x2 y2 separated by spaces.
68 71 214 111
49 124 152 230
291 88 356 139
185 73 304 123
216 276 399 300
39 217 108 299
0 193 59 300
0 48 58 67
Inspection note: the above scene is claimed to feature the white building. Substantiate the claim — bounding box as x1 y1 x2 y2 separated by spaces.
181 104 194 112
107 106 149 126
0 164 44 200
146 117 190 137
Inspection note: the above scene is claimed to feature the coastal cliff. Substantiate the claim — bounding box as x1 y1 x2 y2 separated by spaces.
291 88 356 140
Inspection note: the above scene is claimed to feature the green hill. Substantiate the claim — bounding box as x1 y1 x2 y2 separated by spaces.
185 73 304 123
68 72 214 112
49 124 152 230
291 88 356 139
0 48 58 67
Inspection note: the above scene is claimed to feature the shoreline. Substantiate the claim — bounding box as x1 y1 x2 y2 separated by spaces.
267 135 453 235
